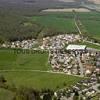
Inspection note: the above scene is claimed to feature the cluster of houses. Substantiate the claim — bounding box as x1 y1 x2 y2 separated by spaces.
41 34 100 99
42 34 100 99
0 34 99 77
41 34 100 77
49 50 80 75
55 71 100 100
0 33 100 99
80 51 100 76
41 34 82 50
1 39 38 49
49 48 100 76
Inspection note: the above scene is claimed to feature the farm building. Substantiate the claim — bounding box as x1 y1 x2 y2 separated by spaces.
66 45 87 51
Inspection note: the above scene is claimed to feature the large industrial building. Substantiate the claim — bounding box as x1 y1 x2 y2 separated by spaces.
66 45 87 51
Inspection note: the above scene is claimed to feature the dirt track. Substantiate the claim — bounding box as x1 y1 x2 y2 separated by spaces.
42 8 91 12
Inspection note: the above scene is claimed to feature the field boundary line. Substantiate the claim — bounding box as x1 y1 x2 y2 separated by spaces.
0 69 83 77
74 18 82 35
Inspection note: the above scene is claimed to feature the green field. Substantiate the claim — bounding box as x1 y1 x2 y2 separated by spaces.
0 71 82 90
77 12 100 39
82 20 100 39
30 12 100 40
0 49 49 70
31 14 77 34
0 49 82 90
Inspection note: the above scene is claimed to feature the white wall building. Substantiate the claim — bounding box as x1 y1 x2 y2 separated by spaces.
66 45 86 51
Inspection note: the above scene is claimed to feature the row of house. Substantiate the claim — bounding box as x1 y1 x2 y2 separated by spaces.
41 34 82 50
1 39 38 49
55 71 100 100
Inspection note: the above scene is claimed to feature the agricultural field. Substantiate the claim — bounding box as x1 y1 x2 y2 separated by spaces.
77 12 100 40
0 71 82 90
0 49 49 70
23 12 100 40
31 13 77 35
0 49 82 90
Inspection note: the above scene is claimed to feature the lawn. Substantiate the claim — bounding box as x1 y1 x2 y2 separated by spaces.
0 49 50 70
0 49 82 90
0 71 82 90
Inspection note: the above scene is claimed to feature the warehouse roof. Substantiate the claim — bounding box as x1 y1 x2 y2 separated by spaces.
66 45 86 50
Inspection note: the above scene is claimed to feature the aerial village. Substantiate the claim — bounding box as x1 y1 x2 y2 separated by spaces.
0 34 100 99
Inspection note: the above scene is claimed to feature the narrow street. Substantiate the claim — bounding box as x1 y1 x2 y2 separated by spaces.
77 54 84 77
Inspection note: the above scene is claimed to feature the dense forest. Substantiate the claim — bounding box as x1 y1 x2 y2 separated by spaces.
0 9 41 42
